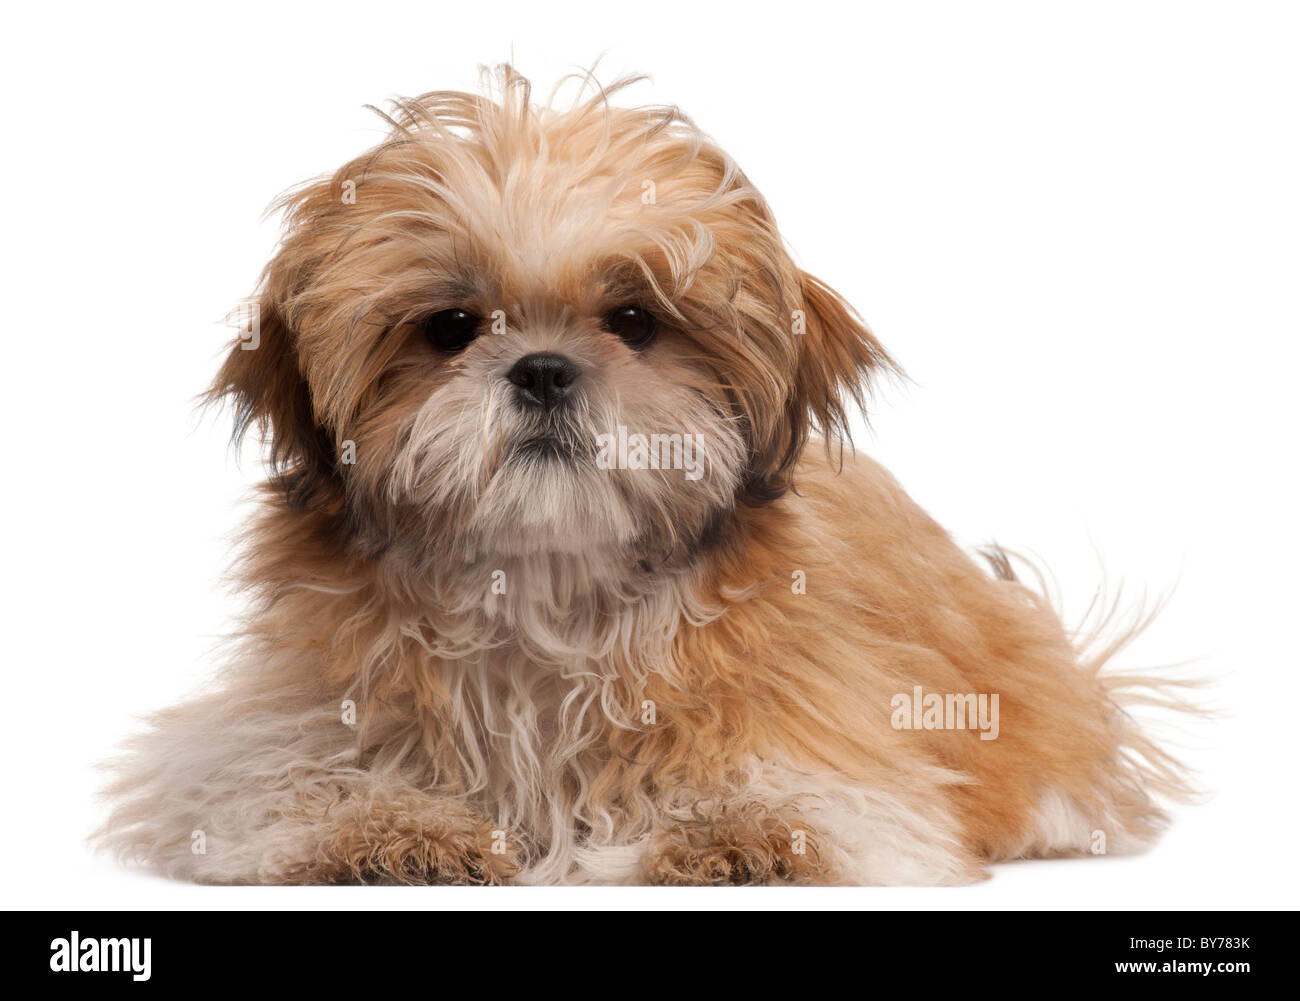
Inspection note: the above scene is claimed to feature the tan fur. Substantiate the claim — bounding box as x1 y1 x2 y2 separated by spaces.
96 67 1193 885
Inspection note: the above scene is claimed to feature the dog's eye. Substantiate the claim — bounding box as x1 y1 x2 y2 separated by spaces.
605 305 658 349
425 309 481 352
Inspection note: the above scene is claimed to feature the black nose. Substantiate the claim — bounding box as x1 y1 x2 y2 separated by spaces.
506 352 581 410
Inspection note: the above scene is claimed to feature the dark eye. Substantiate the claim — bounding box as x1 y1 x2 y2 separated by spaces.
425 308 481 352
605 305 657 348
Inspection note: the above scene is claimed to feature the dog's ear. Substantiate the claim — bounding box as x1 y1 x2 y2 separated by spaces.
208 296 340 510
744 271 896 503
793 271 895 441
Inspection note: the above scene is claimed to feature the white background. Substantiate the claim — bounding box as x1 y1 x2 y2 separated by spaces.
2 0 1296 910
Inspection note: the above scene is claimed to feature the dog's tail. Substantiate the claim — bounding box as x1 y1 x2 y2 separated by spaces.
979 544 1206 850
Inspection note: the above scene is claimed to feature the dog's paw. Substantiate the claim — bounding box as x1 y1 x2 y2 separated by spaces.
644 809 830 886
286 797 520 886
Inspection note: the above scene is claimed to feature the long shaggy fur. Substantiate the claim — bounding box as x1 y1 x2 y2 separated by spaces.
96 66 1194 885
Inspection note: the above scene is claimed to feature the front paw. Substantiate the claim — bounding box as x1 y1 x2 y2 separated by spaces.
645 808 828 886
290 798 520 886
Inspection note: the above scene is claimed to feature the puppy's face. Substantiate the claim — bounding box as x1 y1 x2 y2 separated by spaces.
217 73 892 566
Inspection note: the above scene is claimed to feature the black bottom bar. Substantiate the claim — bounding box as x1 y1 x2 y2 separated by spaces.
7 909 1278 989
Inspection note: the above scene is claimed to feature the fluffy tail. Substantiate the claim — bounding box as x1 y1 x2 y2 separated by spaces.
980 544 1206 852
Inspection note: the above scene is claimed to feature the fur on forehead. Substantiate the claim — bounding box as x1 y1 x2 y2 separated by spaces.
212 65 896 523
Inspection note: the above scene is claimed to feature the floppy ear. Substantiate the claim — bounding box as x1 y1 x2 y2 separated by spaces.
794 271 896 441
743 271 897 503
208 296 341 510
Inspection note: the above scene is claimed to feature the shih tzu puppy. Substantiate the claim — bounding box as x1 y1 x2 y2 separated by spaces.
99 67 1190 885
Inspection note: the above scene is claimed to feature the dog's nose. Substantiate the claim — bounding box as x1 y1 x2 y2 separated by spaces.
506 352 581 410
